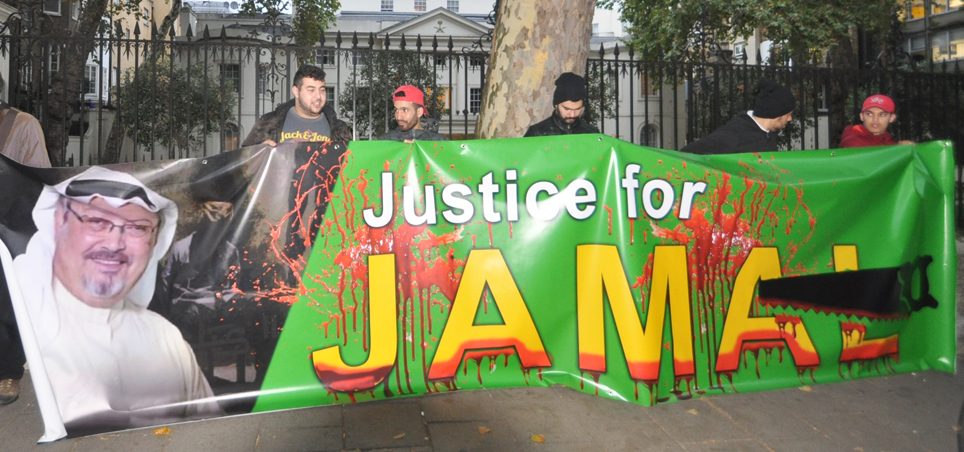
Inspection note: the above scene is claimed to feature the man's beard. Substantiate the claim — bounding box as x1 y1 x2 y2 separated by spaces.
397 119 416 132
299 98 322 116
82 249 129 299
83 274 125 299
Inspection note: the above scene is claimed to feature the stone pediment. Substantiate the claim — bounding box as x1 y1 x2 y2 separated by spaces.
379 7 490 39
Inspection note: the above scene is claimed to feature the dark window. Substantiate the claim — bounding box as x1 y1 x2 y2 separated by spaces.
640 124 659 148
639 73 658 96
85 65 98 95
221 64 241 93
43 0 60 15
469 88 481 114
316 49 336 66
352 53 370 67
49 46 61 76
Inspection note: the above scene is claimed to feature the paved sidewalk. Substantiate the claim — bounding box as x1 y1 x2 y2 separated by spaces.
0 362 961 451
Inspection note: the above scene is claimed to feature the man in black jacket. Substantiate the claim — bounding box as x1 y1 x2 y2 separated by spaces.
680 78 795 155
242 65 351 147
241 65 350 266
524 72 600 137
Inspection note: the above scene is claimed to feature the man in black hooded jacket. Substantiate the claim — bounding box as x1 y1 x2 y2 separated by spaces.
524 72 600 137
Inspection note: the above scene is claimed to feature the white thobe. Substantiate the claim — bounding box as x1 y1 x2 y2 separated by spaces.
41 278 221 430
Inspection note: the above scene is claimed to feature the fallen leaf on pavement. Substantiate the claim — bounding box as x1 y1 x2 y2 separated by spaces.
478 426 491 434
393 432 406 439
531 434 545 443
686 409 698 415
153 427 171 436
798 386 813 392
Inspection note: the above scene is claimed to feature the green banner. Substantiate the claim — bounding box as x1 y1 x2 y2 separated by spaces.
253 136 956 411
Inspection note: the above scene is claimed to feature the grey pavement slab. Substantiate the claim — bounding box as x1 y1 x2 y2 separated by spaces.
420 389 502 422
700 391 821 441
164 413 264 451
254 425 343 452
426 420 521 452
259 405 343 429
343 400 431 450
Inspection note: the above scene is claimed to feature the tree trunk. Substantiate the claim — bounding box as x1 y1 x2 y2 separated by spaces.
157 0 183 40
44 0 109 166
475 0 596 139
101 118 124 165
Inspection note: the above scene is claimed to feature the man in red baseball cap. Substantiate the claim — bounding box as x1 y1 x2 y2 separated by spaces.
379 85 448 143
839 94 914 148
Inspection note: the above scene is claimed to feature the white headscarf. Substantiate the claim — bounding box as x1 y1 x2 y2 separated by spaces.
14 166 178 342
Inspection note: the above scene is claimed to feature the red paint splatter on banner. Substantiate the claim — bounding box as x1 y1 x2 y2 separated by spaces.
580 370 603 395
640 161 816 392
841 321 867 342
290 149 823 403
230 143 347 308
302 150 493 398
463 348 517 384
636 380 659 405
741 341 785 378
838 321 898 378
314 364 395 393
521 365 545 385
775 314 802 338
672 375 695 400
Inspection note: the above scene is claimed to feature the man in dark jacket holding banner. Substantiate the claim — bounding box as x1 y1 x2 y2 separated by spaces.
524 72 600 137
680 78 796 155
242 65 351 147
241 65 350 264
379 85 448 143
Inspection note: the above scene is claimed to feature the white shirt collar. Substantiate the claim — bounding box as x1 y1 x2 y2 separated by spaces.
746 111 770 133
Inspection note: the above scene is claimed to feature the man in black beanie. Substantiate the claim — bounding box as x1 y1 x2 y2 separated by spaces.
524 72 600 137
680 78 796 155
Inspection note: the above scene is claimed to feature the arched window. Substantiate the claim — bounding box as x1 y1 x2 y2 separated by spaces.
640 124 660 148
223 124 240 151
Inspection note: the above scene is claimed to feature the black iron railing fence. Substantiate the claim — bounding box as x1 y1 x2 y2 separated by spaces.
2 18 964 222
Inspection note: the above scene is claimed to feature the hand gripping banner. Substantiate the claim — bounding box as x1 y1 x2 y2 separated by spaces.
0 137 955 441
